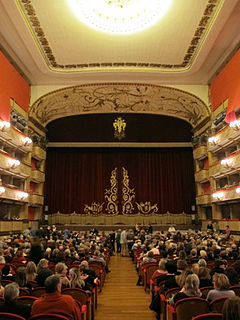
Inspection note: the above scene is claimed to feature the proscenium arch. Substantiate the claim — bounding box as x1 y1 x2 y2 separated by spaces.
29 83 210 129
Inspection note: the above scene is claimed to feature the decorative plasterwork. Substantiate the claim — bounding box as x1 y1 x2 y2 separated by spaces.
29 83 210 129
17 0 223 72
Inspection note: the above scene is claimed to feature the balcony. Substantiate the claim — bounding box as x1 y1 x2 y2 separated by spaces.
0 152 31 178
208 124 240 153
31 170 45 183
32 146 46 160
195 169 209 183
212 186 240 203
193 145 207 160
0 186 29 202
196 194 211 205
209 151 240 178
29 194 44 206
0 125 32 153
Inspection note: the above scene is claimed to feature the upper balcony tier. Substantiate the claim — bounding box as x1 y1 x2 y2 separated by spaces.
0 151 31 178
0 123 32 153
208 122 240 153
209 150 240 178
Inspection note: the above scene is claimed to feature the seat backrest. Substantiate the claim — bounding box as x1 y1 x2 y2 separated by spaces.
209 296 228 313
62 287 88 305
230 285 240 297
31 287 46 298
175 297 210 320
200 286 214 297
19 287 30 296
29 314 69 320
17 296 39 307
0 313 25 320
192 313 223 320
143 263 158 290
165 287 181 300
1 279 13 287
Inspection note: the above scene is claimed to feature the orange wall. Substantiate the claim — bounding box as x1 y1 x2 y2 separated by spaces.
210 49 240 118
0 51 30 121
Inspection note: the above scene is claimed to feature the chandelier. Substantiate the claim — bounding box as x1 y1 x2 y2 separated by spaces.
68 0 173 34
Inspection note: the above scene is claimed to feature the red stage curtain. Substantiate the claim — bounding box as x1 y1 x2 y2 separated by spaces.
45 148 195 214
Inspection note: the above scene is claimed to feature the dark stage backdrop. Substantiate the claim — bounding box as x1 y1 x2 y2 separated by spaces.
45 148 195 215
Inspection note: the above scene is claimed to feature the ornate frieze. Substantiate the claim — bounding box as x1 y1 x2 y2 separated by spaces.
30 83 210 129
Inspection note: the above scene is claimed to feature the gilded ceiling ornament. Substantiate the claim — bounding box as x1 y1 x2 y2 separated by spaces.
18 0 222 71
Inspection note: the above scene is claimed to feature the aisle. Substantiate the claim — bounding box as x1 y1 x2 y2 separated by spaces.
94 254 156 320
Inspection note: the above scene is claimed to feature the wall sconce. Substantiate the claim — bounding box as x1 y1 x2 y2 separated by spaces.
17 191 28 200
236 187 240 194
212 192 223 200
22 137 32 146
0 187 5 195
220 158 232 168
230 120 240 130
208 136 218 145
0 120 10 132
9 159 20 169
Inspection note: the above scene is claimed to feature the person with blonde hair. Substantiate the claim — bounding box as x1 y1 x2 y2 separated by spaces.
26 261 37 282
207 273 235 301
69 267 85 289
171 273 203 305
55 262 70 288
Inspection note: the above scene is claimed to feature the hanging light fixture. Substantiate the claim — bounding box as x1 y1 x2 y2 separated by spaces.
68 0 173 34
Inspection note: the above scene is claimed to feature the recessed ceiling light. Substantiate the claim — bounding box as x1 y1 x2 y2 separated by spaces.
68 0 173 34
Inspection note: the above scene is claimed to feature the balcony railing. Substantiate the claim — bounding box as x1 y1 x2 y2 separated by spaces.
29 194 44 206
208 124 240 153
0 126 32 153
196 194 211 205
193 145 207 160
31 170 45 183
32 146 46 160
195 169 209 183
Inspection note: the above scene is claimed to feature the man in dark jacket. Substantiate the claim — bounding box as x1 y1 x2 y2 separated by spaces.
0 282 31 319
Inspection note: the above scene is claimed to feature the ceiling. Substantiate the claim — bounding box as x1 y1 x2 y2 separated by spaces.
0 0 240 86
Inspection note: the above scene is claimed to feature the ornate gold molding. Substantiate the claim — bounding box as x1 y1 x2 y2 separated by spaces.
29 83 210 129
17 0 223 72
122 167 135 215
104 167 119 215
136 202 158 215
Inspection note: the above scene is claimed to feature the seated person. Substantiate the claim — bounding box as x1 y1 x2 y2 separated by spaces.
36 258 53 286
31 274 82 320
222 296 240 320
207 273 235 301
198 267 212 288
170 274 203 305
0 282 31 319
